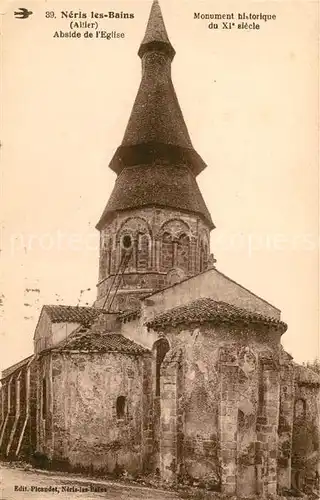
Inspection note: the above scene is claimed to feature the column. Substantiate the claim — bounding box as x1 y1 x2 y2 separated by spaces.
277 356 295 491
160 353 181 482
219 347 239 495
257 355 281 495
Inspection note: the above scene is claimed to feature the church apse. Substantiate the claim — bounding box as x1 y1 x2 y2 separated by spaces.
1 1 319 497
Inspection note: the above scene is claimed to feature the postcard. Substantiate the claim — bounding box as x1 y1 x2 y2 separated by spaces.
0 1 319 498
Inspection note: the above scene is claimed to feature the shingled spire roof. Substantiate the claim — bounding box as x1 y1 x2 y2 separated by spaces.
97 1 213 229
138 0 175 59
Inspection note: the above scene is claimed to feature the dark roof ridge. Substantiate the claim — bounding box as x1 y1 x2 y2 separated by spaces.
108 143 207 175
43 304 100 310
96 164 213 230
112 159 198 174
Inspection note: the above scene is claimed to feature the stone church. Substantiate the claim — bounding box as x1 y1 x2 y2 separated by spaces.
1 1 319 497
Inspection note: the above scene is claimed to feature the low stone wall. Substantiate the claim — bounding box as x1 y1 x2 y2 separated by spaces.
35 351 150 476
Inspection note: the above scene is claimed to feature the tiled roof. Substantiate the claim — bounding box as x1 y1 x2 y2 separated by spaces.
119 308 141 323
145 297 287 332
294 363 320 386
43 305 103 326
1 355 34 380
96 164 213 229
54 331 148 355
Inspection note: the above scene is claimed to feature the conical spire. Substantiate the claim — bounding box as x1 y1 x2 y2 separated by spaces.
107 0 207 176
138 0 175 59
97 0 213 231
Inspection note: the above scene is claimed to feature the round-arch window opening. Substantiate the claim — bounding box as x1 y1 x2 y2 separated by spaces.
122 235 132 249
116 396 126 419
154 339 170 397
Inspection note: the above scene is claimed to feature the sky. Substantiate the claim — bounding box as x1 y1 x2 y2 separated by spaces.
1 0 319 373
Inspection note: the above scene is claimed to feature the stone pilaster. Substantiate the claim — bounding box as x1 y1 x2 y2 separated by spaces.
159 349 183 482
277 353 295 491
155 238 160 272
257 353 281 496
141 356 154 473
219 347 238 495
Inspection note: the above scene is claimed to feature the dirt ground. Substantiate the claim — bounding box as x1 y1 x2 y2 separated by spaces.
0 463 182 500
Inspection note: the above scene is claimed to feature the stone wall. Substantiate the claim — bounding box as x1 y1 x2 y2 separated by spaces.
34 309 52 353
37 353 53 458
143 321 283 495
0 357 36 461
277 350 295 492
51 323 81 347
34 310 81 354
217 337 281 496
291 365 320 495
95 207 211 310
175 328 220 485
36 351 149 475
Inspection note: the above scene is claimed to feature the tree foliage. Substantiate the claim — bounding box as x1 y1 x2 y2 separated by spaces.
303 358 320 375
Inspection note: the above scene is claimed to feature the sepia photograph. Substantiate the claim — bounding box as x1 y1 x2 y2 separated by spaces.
0 0 319 498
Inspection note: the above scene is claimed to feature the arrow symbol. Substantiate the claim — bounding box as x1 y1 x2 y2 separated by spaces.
14 7 33 19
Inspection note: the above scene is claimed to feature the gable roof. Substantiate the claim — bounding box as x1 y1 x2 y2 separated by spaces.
142 266 280 315
43 305 103 326
294 363 320 386
145 297 287 332
53 330 149 355
1 355 34 381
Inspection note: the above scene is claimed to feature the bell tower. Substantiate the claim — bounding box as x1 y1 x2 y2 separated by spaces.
95 0 215 311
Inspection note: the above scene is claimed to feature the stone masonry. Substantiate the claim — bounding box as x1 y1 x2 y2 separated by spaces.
0 2 319 498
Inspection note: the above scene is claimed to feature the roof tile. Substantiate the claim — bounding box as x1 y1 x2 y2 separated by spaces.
1 355 34 380
145 297 287 332
54 331 148 355
43 305 103 326
97 164 213 229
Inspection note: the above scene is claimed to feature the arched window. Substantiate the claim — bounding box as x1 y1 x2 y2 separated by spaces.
116 396 126 419
161 233 173 271
122 235 132 250
120 234 134 268
238 409 246 430
177 234 190 272
100 237 113 279
295 398 306 419
154 339 170 397
137 233 150 270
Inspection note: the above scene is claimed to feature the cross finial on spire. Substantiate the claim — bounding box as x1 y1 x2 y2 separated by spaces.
138 0 175 59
